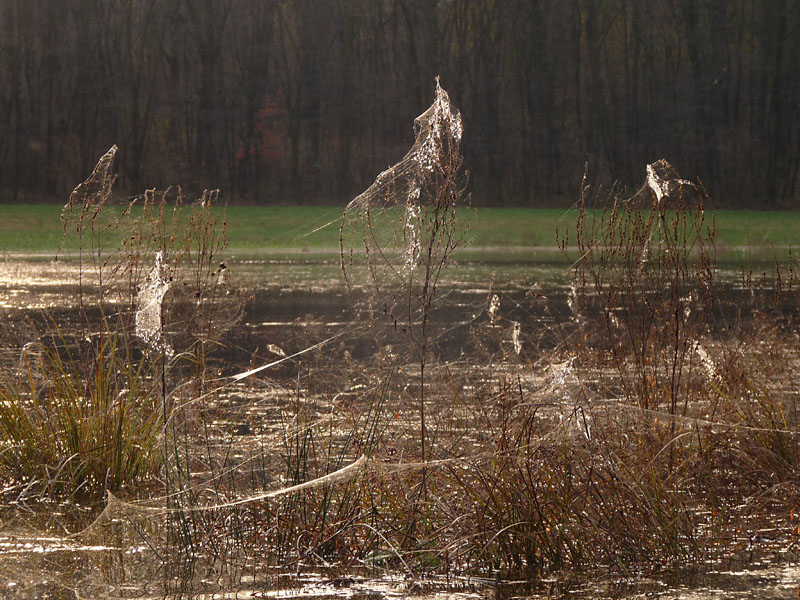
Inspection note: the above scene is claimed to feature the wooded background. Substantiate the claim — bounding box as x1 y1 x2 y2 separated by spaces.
1 0 798 207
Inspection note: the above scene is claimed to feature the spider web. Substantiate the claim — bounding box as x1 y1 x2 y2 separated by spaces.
339 78 467 352
135 250 172 355
628 159 696 206
345 77 462 216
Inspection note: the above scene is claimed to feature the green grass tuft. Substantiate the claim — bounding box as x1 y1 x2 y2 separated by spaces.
0 322 162 498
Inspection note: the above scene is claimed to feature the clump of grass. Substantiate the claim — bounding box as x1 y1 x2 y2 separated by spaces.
446 393 707 576
0 147 241 503
0 147 165 500
0 323 162 499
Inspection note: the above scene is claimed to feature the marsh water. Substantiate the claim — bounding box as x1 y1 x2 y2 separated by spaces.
0 251 797 599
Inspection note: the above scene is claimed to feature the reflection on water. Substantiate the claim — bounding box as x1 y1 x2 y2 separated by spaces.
0 531 796 599
0 254 797 599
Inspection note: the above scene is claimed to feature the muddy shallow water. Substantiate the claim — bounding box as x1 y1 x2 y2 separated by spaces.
0 530 796 599
0 253 797 599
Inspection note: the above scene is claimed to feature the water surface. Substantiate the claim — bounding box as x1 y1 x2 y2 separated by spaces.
0 253 796 599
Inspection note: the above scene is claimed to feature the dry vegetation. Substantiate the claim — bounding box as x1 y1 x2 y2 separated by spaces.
0 99 797 591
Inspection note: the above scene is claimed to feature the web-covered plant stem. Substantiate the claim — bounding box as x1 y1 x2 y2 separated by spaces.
341 79 467 471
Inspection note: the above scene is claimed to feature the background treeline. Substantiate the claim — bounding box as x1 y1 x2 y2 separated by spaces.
1 0 799 207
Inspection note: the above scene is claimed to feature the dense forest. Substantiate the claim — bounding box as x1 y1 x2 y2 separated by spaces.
1 0 799 207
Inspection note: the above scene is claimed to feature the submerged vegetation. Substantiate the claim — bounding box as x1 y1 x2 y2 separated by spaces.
0 85 798 597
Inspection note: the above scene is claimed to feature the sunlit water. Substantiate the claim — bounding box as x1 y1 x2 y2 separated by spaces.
0 253 797 599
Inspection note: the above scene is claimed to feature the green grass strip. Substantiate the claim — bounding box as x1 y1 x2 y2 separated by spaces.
0 205 797 255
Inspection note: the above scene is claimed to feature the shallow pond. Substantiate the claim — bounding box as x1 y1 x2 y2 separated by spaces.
0 252 797 599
